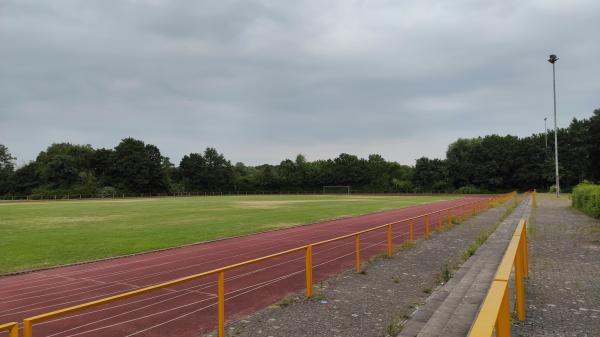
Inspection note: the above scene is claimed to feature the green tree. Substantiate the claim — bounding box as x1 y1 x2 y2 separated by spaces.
413 157 450 192
10 162 39 195
203 148 234 191
179 148 233 191
0 145 16 194
586 109 600 182
255 165 279 191
333 153 367 187
232 162 257 191
34 143 97 192
112 138 169 193
278 159 297 188
91 148 115 187
180 153 206 191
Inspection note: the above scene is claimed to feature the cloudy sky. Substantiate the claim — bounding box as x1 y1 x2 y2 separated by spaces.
1 0 599 166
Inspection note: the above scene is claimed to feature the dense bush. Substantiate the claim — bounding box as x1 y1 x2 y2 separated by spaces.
572 182 600 218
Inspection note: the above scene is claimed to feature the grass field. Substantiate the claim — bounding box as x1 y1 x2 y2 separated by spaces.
0 194 456 274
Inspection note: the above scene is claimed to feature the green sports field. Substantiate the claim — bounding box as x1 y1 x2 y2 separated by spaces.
0 194 456 274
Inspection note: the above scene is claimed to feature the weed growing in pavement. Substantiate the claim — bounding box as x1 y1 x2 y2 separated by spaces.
382 321 404 337
462 241 479 261
400 240 416 249
307 293 326 302
460 199 519 263
440 262 453 283
422 287 432 294
527 221 538 237
275 295 301 308
227 326 241 336
510 312 525 326
360 252 391 273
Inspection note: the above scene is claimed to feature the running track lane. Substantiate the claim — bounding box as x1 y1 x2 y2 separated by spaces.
0 196 488 337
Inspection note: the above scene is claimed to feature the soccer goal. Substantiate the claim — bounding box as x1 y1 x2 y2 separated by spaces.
322 186 351 195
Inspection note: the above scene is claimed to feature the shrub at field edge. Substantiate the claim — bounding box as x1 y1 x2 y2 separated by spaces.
572 182 600 219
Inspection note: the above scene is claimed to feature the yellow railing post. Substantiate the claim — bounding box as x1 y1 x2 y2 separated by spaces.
387 224 393 257
218 271 225 337
0 323 19 337
515 240 526 320
355 234 361 272
9 324 18 337
425 215 430 240
532 189 537 208
305 245 313 297
496 284 511 337
409 222 414 241
523 221 529 278
23 320 32 337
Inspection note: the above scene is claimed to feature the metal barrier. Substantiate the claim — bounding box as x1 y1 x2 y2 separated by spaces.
6 192 515 337
0 322 18 337
467 218 529 337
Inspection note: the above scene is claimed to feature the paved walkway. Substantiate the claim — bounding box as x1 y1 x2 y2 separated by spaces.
512 194 600 337
220 198 517 337
399 196 530 337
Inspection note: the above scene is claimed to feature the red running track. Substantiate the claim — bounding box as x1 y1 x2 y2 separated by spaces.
0 196 488 337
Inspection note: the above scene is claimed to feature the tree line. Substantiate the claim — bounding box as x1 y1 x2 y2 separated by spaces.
0 139 414 196
1 108 598 196
414 108 600 193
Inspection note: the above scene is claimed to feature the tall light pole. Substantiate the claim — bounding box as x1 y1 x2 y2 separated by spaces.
544 117 548 148
548 54 560 197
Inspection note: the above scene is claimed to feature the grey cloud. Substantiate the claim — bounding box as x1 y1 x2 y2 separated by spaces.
1 0 599 166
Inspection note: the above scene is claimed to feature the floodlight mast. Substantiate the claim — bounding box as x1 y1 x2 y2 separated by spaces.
548 54 560 198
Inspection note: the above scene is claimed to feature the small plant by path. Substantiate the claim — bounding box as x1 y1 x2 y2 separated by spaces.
382 321 404 337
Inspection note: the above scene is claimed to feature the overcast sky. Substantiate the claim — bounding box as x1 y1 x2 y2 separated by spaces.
1 0 599 166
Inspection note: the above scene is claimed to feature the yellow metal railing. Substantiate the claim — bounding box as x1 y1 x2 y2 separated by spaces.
0 322 18 337
468 217 529 337
5 192 516 337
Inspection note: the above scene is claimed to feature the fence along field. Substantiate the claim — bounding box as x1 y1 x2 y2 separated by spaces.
0 192 514 337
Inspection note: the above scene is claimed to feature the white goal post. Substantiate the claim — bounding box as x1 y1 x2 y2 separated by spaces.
322 186 351 195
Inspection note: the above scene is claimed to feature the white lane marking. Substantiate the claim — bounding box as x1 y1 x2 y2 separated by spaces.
41 199 470 280
51 231 401 337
